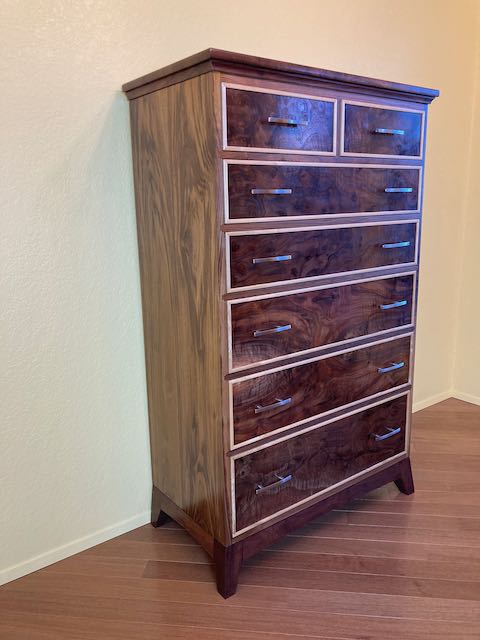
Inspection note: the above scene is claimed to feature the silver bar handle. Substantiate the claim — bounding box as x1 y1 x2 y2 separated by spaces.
252 254 292 265
382 241 411 249
253 324 292 337
255 397 292 414
255 473 293 495
251 188 293 195
372 427 402 442
379 300 407 310
374 128 405 135
377 361 405 374
267 116 308 126
385 187 413 193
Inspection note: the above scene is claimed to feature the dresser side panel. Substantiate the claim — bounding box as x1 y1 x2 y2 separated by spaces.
129 73 229 543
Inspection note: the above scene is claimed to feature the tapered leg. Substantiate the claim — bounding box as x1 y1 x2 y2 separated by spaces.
394 458 415 495
213 540 243 599
151 485 171 527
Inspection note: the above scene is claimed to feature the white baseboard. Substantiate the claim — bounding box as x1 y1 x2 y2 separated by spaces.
412 390 453 413
451 390 480 406
3 388 479 587
0 511 150 587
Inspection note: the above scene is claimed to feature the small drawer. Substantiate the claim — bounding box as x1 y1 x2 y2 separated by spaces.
224 85 336 154
232 336 411 446
226 163 420 221
342 102 424 158
229 274 414 371
229 222 417 290
233 394 408 533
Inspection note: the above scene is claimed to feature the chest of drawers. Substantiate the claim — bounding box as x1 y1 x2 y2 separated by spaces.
123 49 438 598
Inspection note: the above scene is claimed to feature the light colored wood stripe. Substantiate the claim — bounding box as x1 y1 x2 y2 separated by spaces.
1 588 479 640
270 533 480 562
4 572 480 625
248 548 480 581
83 540 210 563
289 522 480 547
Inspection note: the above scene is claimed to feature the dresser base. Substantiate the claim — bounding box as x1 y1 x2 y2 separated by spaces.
151 457 414 598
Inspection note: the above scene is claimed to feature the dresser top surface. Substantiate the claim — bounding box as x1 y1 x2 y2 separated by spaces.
122 48 440 103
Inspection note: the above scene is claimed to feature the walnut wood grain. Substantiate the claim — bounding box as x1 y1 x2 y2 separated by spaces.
232 336 411 445
234 395 408 531
229 223 417 289
227 164 420 220
225 87 335 152
129 73 229 544
123 52 438 599
230 275 414 370
343 103 423 156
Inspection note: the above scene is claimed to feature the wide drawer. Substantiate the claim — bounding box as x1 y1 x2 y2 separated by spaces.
229 222 417 290
233 394 408 533
232 336 411 446
342 102 424 158
230 274 414 371
226 163 420 221
224 86 335 153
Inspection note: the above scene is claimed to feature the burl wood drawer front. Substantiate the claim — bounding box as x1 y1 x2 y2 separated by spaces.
224 85 336 154
226 163 421 221
229 274 414 371
233 394 408 533
229 222 417 290
342 102 424 158
231 336 411 446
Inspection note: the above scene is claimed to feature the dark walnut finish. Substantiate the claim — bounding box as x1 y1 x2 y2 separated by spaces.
343 103 423 157
122 48 440 103
129 73 229 544
234 394 408 532
230 275 414 370
229 223 417 289
232 336 411 445
123 49 437 598
227 164 420 220
225 87 335 152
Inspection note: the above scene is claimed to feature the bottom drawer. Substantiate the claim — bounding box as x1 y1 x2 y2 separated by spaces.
233 394 408 534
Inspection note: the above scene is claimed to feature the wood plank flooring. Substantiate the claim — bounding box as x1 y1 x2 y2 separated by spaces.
1 398 480 639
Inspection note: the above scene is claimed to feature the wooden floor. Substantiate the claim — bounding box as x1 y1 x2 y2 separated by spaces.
1 398 480 639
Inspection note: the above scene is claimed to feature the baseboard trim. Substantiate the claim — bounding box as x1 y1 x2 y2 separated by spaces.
3 388 478 587
412 390 453 413
451 390 480 407
0 511 150 586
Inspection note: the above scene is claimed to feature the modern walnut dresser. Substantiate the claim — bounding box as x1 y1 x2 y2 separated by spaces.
122 49 439 598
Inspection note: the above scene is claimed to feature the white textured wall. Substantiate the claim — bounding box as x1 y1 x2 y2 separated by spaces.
453 18 480 405
1 0 479 582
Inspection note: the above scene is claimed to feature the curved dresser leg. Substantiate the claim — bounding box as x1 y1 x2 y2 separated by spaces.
394 458 415 495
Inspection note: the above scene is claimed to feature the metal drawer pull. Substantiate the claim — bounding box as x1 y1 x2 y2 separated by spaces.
267 116 308 126
372 427 402 442
252 254 292 265
255 473 293 495
251 188 293 195
255 397 292 414
379 299 407 310
378 361 405 374
382 241 411 249
385 187 413 193
253 324 292 337
374 127 405 136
